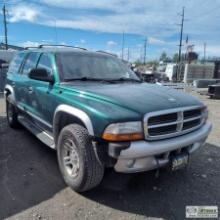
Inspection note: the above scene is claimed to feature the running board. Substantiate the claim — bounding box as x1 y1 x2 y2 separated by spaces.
18 116 55 149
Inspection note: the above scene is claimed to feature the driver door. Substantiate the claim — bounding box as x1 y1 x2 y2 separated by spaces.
28 53 58 132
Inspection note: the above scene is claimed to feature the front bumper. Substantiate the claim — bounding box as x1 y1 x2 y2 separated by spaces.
114 122 212 173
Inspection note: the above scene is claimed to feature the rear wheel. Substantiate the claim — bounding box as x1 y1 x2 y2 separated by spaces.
6 100 20 128
57 124 104 192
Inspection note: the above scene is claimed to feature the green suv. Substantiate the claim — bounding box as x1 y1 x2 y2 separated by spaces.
4 45 212 192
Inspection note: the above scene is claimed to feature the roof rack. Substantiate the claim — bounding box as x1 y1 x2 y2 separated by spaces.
38 44 87 50
24 46 39 50
96 50 117 57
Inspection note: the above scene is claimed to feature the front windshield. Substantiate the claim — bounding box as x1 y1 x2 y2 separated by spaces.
57 52 140 81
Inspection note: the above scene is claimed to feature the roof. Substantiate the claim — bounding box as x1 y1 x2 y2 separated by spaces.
22 45 117 58
0 43 24 51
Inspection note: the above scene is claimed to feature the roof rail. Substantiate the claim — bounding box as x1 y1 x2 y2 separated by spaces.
24 46 39 50
96 50 117 57
38 44 87 50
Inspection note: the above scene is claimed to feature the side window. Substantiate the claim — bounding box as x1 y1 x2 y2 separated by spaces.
21 53 39 75
8 53 25 74
37 54 53 75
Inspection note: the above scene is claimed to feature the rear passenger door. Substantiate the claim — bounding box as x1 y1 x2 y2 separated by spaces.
6 52 26 104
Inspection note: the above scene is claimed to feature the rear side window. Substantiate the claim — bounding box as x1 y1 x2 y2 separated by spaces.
21 52 39 75
37 53 53 75
8 53 25 74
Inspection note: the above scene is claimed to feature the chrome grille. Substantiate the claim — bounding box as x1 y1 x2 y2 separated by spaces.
144 106 205 140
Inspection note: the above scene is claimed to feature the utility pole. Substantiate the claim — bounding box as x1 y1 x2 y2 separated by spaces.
3 4 8 50
143 38 147 64
127 47 130 62
177 6 185 81
121 31 125 60
204 42 206 64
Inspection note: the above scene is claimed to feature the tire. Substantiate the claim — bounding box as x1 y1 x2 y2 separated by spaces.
57 124 104 192
6 100 20 128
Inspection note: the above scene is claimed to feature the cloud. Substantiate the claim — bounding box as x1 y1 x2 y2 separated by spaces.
80 39 86 44
19 41 40 48
7 0 220 57
8 4 40 22
107 40 117 47
148 37 165 45
195 44 220 57
9 1 220 39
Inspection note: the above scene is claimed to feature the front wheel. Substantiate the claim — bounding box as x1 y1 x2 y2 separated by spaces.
57 124 104 192
6 100 20 128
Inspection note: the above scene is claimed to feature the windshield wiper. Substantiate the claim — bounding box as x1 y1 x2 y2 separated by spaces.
63 77 142 83
63 77 114 83
108 77 142 83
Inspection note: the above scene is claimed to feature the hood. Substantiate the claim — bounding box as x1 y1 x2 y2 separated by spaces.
63 82 203 115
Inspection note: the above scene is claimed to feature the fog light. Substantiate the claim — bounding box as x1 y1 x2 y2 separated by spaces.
126 159 135 168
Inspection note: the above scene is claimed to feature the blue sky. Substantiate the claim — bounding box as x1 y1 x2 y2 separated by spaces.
0 0 219 61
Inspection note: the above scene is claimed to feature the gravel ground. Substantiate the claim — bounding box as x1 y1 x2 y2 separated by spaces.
0 92 220 220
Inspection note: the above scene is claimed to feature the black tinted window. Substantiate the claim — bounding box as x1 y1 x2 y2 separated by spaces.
37 54 53 74
8 53 25 74
21 53 39 75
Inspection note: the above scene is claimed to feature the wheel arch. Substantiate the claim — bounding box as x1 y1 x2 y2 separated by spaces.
53 104 94 144
4 84 15 104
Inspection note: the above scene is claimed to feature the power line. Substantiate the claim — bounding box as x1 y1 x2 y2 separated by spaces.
204 42 206 64
121 31 125 60
178 7 184 64
177 6 185 81
0 0 25 6
143 37 147 64
127 47 130 62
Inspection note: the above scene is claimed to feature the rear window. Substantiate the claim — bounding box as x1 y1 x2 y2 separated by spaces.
8 53 25 74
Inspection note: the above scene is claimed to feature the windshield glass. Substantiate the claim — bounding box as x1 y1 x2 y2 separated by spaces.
57 52 140 81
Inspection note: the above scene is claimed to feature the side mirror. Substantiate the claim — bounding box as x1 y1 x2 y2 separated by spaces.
28 68 54 83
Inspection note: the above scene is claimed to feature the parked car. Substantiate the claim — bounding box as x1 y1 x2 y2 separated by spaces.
4 45 212 192
208 84 220 98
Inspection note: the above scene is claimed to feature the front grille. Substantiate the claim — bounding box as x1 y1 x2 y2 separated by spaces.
148 113 178 126
144 106 205 140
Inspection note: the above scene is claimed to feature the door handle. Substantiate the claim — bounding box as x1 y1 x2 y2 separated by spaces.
28 87 33 94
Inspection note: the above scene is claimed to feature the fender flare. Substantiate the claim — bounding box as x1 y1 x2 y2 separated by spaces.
4 84 15 103
53 104 94 141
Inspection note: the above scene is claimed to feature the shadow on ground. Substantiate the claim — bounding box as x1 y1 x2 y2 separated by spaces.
0 126 66 219
0 125 219 220
84 143 220 219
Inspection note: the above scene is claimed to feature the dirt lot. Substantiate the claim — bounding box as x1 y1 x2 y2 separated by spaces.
0 92 220 220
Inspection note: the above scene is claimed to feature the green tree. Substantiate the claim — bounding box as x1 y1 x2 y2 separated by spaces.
159 52 167 61
173 53 179 63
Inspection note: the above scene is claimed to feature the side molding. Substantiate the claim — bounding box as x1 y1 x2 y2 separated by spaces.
53 104 94 138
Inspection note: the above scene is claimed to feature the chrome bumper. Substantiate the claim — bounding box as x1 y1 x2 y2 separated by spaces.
114 122 212 173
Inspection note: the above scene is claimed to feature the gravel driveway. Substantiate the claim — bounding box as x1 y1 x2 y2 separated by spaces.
0 93 219 220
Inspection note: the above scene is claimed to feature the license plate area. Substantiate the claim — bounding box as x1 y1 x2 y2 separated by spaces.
170 153 189 171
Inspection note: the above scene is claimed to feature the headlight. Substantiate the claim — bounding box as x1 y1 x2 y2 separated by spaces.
102 121 144 141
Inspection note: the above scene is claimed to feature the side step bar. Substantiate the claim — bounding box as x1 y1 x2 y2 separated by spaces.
18 116 55 149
